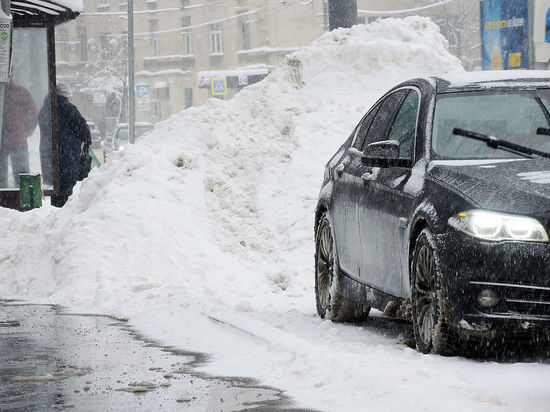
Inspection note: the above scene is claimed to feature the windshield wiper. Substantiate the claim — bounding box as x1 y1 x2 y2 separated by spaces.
536 127 550 136
452 128 550 160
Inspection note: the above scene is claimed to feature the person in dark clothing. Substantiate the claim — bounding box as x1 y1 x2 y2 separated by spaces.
0 82 39 188
39 83 91 207
38 94 53 187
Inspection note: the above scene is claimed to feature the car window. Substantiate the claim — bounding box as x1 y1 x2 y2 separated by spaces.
352 102 381 150
387 90 419 159
117 128 129 140
432 90 550 159
362 89 409 150
136 126 153 137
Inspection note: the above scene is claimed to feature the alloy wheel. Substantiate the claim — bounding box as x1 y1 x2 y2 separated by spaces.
414 244 437 346
316 223 333 312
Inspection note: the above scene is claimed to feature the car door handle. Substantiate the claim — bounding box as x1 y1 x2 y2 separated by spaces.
335 164 345 176
361 168 374 182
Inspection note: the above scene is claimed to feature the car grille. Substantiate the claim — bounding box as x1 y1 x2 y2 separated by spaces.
470 281 550 318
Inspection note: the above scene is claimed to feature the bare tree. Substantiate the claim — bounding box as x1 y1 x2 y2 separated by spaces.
71 34 128 136
417 0 480 69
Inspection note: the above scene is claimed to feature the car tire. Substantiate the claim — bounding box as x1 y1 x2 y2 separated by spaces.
315 213 370 322
410 228 456 355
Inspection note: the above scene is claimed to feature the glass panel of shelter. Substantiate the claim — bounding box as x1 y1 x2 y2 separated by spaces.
0 27 51 191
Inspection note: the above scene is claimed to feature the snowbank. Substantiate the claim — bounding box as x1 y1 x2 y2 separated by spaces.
2 17 548 411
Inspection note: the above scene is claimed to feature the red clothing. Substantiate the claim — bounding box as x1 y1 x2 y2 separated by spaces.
1 84 39 149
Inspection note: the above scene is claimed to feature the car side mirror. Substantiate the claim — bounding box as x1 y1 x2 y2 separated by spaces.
361 140 400 167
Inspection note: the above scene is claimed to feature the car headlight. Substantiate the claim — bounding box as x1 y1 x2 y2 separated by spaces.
448 210 549 242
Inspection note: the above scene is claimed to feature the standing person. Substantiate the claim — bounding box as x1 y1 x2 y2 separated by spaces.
0 82 39 188
39 83 91 207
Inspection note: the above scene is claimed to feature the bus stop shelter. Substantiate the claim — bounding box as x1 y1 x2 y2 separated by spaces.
0 0 80 209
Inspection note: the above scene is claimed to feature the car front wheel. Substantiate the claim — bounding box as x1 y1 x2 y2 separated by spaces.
411 228 456 355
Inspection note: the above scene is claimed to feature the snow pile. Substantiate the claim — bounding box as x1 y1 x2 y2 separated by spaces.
2 17 548 412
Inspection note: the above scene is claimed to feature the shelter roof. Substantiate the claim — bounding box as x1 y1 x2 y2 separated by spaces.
10 0 81 26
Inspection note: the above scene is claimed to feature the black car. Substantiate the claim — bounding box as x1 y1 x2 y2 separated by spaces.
315 71 550 355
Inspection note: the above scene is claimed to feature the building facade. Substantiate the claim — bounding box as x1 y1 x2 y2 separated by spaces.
55 0 480 135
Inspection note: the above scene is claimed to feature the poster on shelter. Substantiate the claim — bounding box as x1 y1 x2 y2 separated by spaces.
533 0 550 65
0 8 11 83
481 0 530 70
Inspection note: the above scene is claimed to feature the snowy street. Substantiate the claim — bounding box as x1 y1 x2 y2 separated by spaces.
2 17 550 411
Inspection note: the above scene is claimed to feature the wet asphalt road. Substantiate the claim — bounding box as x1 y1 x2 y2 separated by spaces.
4 300 546 411
0 300 313 411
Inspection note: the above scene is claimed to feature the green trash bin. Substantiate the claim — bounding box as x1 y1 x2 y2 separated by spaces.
90 147 101 168
19 174 43 210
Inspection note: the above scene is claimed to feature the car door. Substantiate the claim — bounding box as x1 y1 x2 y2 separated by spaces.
331 102 382 279
357 88 420 296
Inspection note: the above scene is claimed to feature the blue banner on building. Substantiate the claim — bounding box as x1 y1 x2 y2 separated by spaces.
481 0 530 70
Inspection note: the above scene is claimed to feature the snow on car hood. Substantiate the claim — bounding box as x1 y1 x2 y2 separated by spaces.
428 158 550 215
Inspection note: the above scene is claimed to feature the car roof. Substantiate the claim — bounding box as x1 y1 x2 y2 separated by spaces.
427 70 550 94
115 122 154 128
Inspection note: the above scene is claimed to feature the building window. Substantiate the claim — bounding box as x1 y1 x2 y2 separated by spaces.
181 16 192 55
180 0 190 8
183 87 193 109
57 26 68 41
77 26 87 61
150 19 160 57
209 23 223 54
152 99 162 121
98 32 112 58
99 32 109 49
182 28 192 55
241 22 250 50
98 0 109 8
57 26 69 61
184 88 193 109
152 38 160 56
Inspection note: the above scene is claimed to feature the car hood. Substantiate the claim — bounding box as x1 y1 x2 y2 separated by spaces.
428 158 550 216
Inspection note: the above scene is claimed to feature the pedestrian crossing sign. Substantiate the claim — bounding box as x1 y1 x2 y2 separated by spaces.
211 77 227 96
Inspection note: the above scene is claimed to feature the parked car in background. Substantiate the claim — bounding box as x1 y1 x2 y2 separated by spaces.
87 121 103 148
315 71 550 355
103 122 154 159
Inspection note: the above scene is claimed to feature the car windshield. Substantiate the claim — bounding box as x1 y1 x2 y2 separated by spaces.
116 125 153 141
432 89 550 159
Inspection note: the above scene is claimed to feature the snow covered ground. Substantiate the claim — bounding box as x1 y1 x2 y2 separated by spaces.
2 17 550 411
